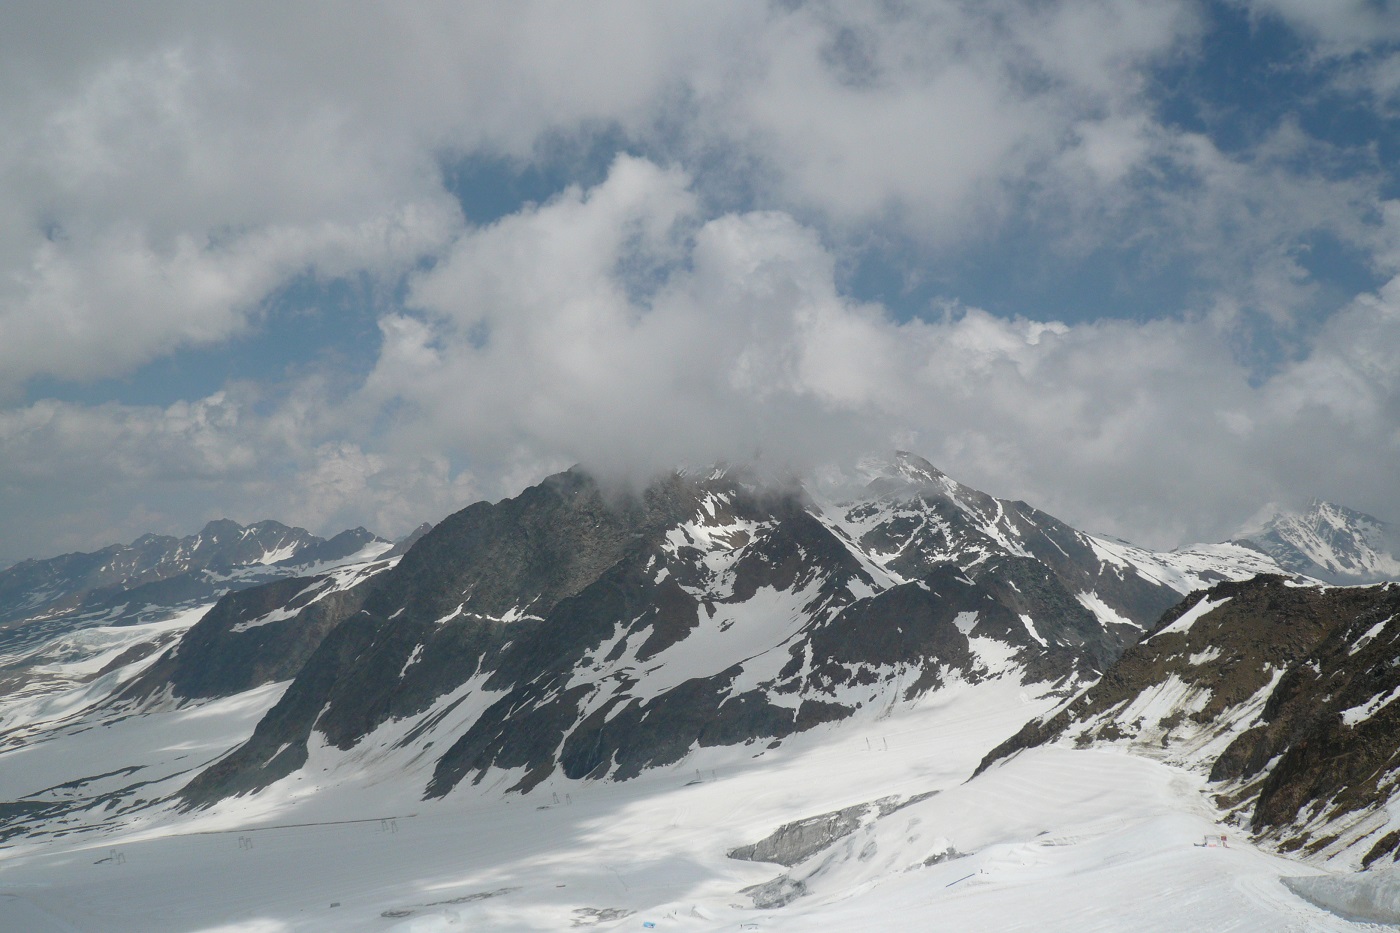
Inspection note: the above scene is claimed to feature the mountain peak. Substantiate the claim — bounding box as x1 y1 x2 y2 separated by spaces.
845 451 950 492
1235 499 1400 585
886 450 952 486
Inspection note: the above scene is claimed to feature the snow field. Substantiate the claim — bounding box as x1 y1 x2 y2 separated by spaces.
0 666 1374 933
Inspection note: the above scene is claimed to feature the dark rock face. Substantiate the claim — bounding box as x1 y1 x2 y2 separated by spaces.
180 460 1213 808
978 576 1335 770
118 560 394 705
272 527 383 568
187 472 875 802
978 576 1400 865
381 523 434 560
837 456 1183 661
1244 586 1400 841
741 875 808 909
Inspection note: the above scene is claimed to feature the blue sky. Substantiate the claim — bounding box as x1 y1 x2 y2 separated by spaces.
1 0 1399 566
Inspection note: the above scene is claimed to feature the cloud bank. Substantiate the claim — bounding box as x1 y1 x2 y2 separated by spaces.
0 2 1397 563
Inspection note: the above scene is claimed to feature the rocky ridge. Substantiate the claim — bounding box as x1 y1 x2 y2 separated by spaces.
0 520 393 714
978 575 1400 868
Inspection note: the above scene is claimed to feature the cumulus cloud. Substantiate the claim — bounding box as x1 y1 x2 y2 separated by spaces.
358 158 1400 548
0 387 479 561
703 0 1198 237
0 0 1240 397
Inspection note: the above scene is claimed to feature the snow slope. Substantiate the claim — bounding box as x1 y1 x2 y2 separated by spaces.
0 671 1367 933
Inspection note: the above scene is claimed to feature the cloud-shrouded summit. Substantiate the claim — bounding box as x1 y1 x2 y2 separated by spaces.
0 1 1398 565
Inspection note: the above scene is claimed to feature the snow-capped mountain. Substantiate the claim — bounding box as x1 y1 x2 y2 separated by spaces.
1235 499 1400 585
0 454 1375 932
101 453 1278 809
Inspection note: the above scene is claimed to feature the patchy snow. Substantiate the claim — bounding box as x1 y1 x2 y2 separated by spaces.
1086 537 1286 595
0 603 216 731
1188 646 1222 666
1243 500 1400 584
398 644 424 678
635 584 817 700
230 601 309 634
1075 590 1137 630
806 504 906 590
229 557 399 633
0 677 288 816
1341 685 1400 727
1075 675 1214 748
1350 616 1394 655
434 604 464 625
11 607 205 681
1018 613 1048 647
255 543 300 565
1147 595 1231 642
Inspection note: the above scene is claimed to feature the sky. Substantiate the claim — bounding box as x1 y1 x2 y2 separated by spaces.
1 0 1399 567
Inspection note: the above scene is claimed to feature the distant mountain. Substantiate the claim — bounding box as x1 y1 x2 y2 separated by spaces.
1234 500 1400 585
0 519 391 661
979 575 1400 869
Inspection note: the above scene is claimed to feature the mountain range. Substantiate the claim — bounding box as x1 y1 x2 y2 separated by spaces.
0 518 396 653
1 454 1399 931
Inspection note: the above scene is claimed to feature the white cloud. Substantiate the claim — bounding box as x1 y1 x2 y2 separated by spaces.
0 3 1397 565
0 1 1206 397
0 34 466 392
693 0 1198 240
0 387 479 563
2 155 1398 563
359 159 1400 549
1240 0 1400 51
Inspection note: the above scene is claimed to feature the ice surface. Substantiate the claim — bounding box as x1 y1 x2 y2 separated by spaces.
1285 868 1400 924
